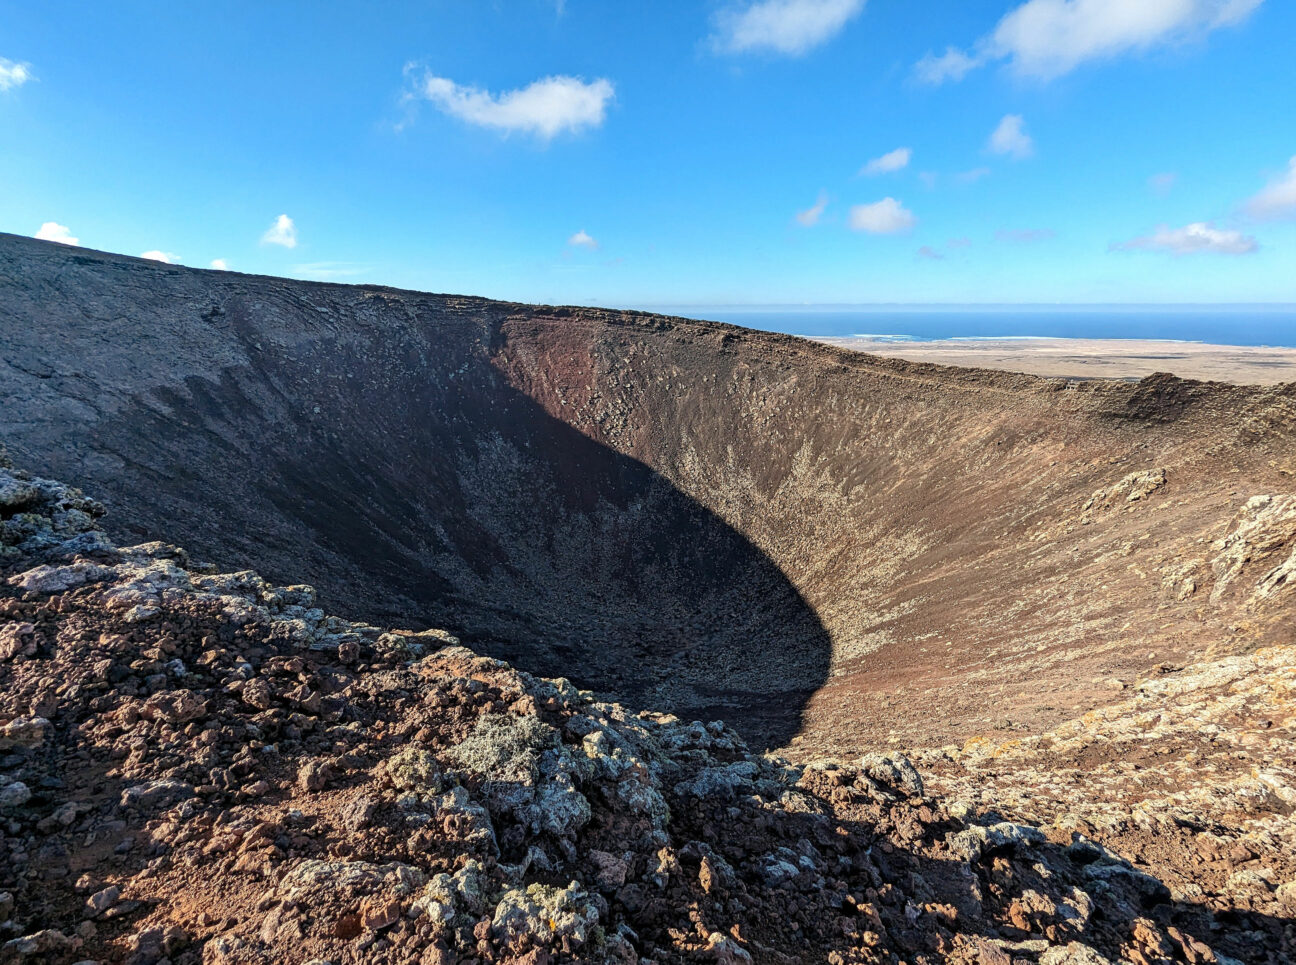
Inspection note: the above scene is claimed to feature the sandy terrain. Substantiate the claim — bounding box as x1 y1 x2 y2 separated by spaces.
814 336 1296 385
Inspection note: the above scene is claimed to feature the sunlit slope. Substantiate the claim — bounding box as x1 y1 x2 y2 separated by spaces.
3 232 1292 753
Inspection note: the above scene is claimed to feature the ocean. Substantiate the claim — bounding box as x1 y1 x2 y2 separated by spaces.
651 307 1296 347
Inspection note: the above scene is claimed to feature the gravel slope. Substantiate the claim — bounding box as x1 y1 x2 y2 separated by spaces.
2 458 1293 964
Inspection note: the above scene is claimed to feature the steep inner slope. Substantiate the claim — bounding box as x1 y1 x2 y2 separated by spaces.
6 462 1291 965
2 233 1294 753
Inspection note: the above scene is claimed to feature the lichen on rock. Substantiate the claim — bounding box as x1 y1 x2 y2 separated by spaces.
0 454 1291 964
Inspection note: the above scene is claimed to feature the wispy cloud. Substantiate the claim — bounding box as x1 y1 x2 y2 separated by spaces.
918 238 973 260
955 167 992 185
988 114 1033 160
795 193 829 226
916 0 1263 84
860 147 912 176
34 222 78 246
261 214 298 248
1113 222 1258 255
1243 156 1296 221
140 250 180 264
712 0 866 56
0 57 32 92
848 198 916 234
210 259 229 270
995 228 1056 243
1149 172 1178 196
914 46 981 84
567 229 599 249
409 71 614 139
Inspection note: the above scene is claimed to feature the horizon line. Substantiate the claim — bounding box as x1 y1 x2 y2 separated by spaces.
642 302 1296 312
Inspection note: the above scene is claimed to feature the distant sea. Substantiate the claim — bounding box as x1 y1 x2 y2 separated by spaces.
648 306 1296 348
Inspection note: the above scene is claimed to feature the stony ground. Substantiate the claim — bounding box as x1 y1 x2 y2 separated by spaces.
7 231 1295 761
2 461 1294 964
913 644 1296 955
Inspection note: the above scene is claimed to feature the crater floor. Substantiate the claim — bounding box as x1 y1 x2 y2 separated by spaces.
2 232 1294 759
1 457 1292 964
2 234 1296 963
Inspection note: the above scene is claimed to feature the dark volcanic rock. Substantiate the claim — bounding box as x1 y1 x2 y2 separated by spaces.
2 232 1295 758
0 460 1290 965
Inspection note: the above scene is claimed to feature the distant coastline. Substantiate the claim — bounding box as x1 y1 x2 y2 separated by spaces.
843 334 1209 343
653 306 1296 349
814 335 1296 385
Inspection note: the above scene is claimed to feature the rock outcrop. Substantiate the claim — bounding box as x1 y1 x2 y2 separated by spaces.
2 458 1292 964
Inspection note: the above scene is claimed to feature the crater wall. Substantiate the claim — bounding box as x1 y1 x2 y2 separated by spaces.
3 233 1293 753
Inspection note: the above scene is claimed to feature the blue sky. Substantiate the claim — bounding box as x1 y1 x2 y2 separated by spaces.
2 0 1294 307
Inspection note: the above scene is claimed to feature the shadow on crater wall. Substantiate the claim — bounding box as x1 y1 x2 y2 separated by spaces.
71 296 831 749
8 232 1292 760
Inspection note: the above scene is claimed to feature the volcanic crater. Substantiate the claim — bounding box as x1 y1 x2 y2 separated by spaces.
3 232 1294 754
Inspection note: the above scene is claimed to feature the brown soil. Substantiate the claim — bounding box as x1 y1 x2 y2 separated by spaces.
3 234 1293 761
2 235 1296 963
814 337 1296 386
1 462 1292 964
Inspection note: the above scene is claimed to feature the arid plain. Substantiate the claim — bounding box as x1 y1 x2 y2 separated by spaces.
816 337 1296 385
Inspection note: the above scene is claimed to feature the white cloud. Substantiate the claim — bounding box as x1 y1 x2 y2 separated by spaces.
567 229 599 248
210 259 229 270
849 198 916 234
261 214 298 248
914 46 982 84
994 0 1263 79
1114 222 1258 255
0 58 32 91
1149 172 1178 196
140 250 179 264
713 0 866 56
795 193 828 226
988 114 1033 159
34 222 78 246
1244 156 1296 221
412 72 614 139
916 0 1263 83
956 166 992 184
860 147 911 176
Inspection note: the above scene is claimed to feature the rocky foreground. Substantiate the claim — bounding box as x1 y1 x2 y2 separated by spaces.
1 456 1293 965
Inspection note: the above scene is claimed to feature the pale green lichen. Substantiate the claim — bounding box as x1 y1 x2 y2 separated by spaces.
415 859 490 926
491 881 601 950
387 747 444 793
448 713 558 784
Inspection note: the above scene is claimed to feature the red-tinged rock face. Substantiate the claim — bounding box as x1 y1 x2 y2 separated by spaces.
1 236 1295 965
2 232 1294 754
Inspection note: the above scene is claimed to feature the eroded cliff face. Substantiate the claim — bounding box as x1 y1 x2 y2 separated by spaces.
2 232 1294 755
